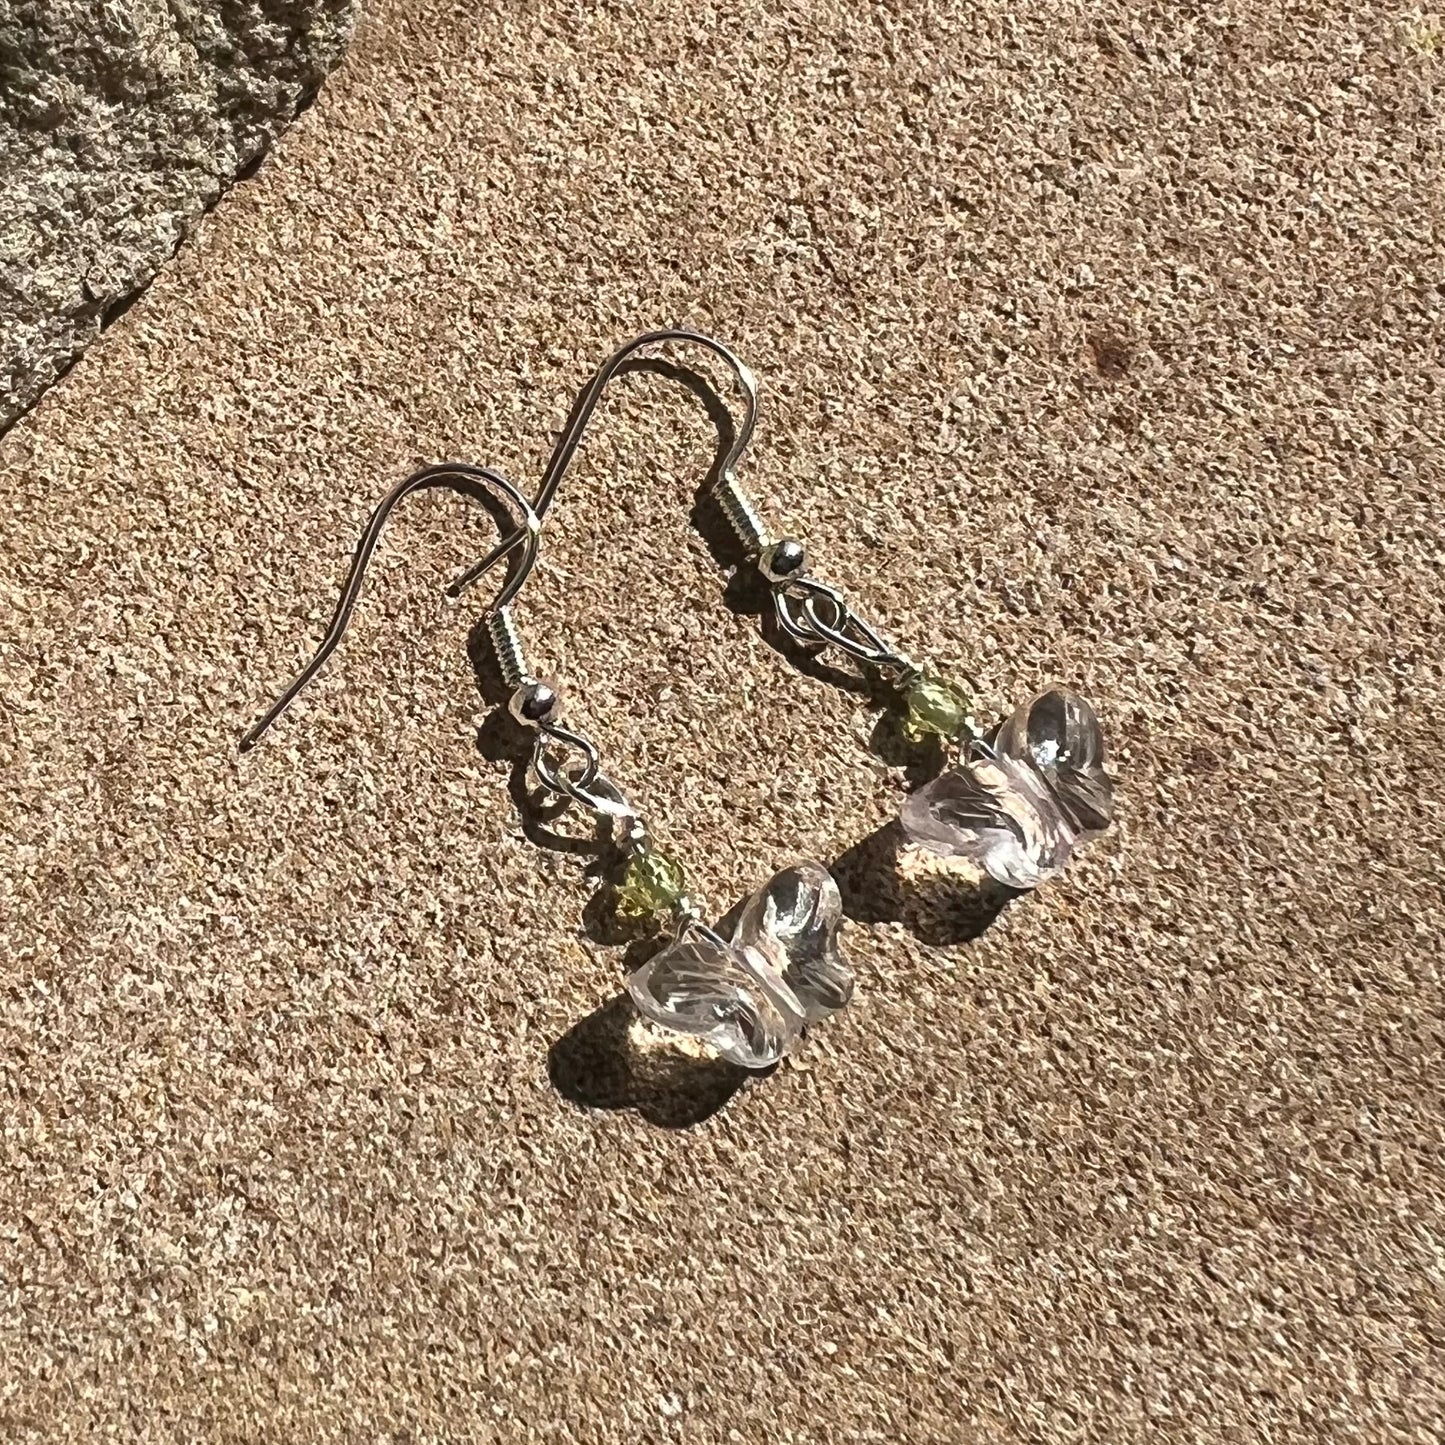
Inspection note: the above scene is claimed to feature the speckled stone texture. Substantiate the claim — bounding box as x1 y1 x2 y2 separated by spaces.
1 2 1442 1441
0 0 357 428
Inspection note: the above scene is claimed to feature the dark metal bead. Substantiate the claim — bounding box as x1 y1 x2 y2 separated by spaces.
760 537 807 582
509 680 560 728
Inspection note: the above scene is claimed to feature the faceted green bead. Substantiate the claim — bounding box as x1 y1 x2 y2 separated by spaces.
903 673 972 742
616 849 686 921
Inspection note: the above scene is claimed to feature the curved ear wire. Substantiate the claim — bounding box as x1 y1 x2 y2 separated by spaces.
452 329 919 689
532 328 759 524
446 328 766 601
238 463 541 752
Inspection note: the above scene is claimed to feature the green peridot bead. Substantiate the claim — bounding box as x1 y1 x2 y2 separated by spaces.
903 673 972 742
616 848 686 921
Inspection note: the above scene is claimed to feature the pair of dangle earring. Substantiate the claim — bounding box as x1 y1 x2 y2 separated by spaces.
241 330 1114 1071
448 332 1117 902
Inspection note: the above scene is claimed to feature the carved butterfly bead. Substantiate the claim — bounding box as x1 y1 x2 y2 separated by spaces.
735 860 853 1021
993 686 1115 835
625 932 806 1070
900 686 1115 890
625 860 852 1069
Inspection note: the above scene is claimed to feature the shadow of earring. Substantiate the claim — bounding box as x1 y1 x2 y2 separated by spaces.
865 707 952 785
547 993 754 1128
830 819 1013 947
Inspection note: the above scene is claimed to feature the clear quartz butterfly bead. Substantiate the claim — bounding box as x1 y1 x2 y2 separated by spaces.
900 687 1115 890
734 860 853 1021
993 686 1114 835
625 861 852 1069
625 931 806 1070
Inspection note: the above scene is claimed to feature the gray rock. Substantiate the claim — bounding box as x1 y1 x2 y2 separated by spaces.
0 0 357 429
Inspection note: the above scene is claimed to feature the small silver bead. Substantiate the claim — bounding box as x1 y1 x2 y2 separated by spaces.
509 680 561 729
760 537 807 583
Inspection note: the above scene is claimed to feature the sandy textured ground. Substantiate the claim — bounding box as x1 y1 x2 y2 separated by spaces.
2 1 1442 1440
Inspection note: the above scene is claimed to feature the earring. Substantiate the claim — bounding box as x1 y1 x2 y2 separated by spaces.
239 456 853 1071
447 329 1116 896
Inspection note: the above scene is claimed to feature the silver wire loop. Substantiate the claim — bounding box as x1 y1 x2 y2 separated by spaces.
531 720 643 826
772 575 916 679
531 721 602 797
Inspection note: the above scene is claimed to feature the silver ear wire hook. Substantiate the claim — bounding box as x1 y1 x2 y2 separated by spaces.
239 450 648 854
238 462 541 752
241 332 927 847
446 328 769 602
452 328 920 687
436 330 776 841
